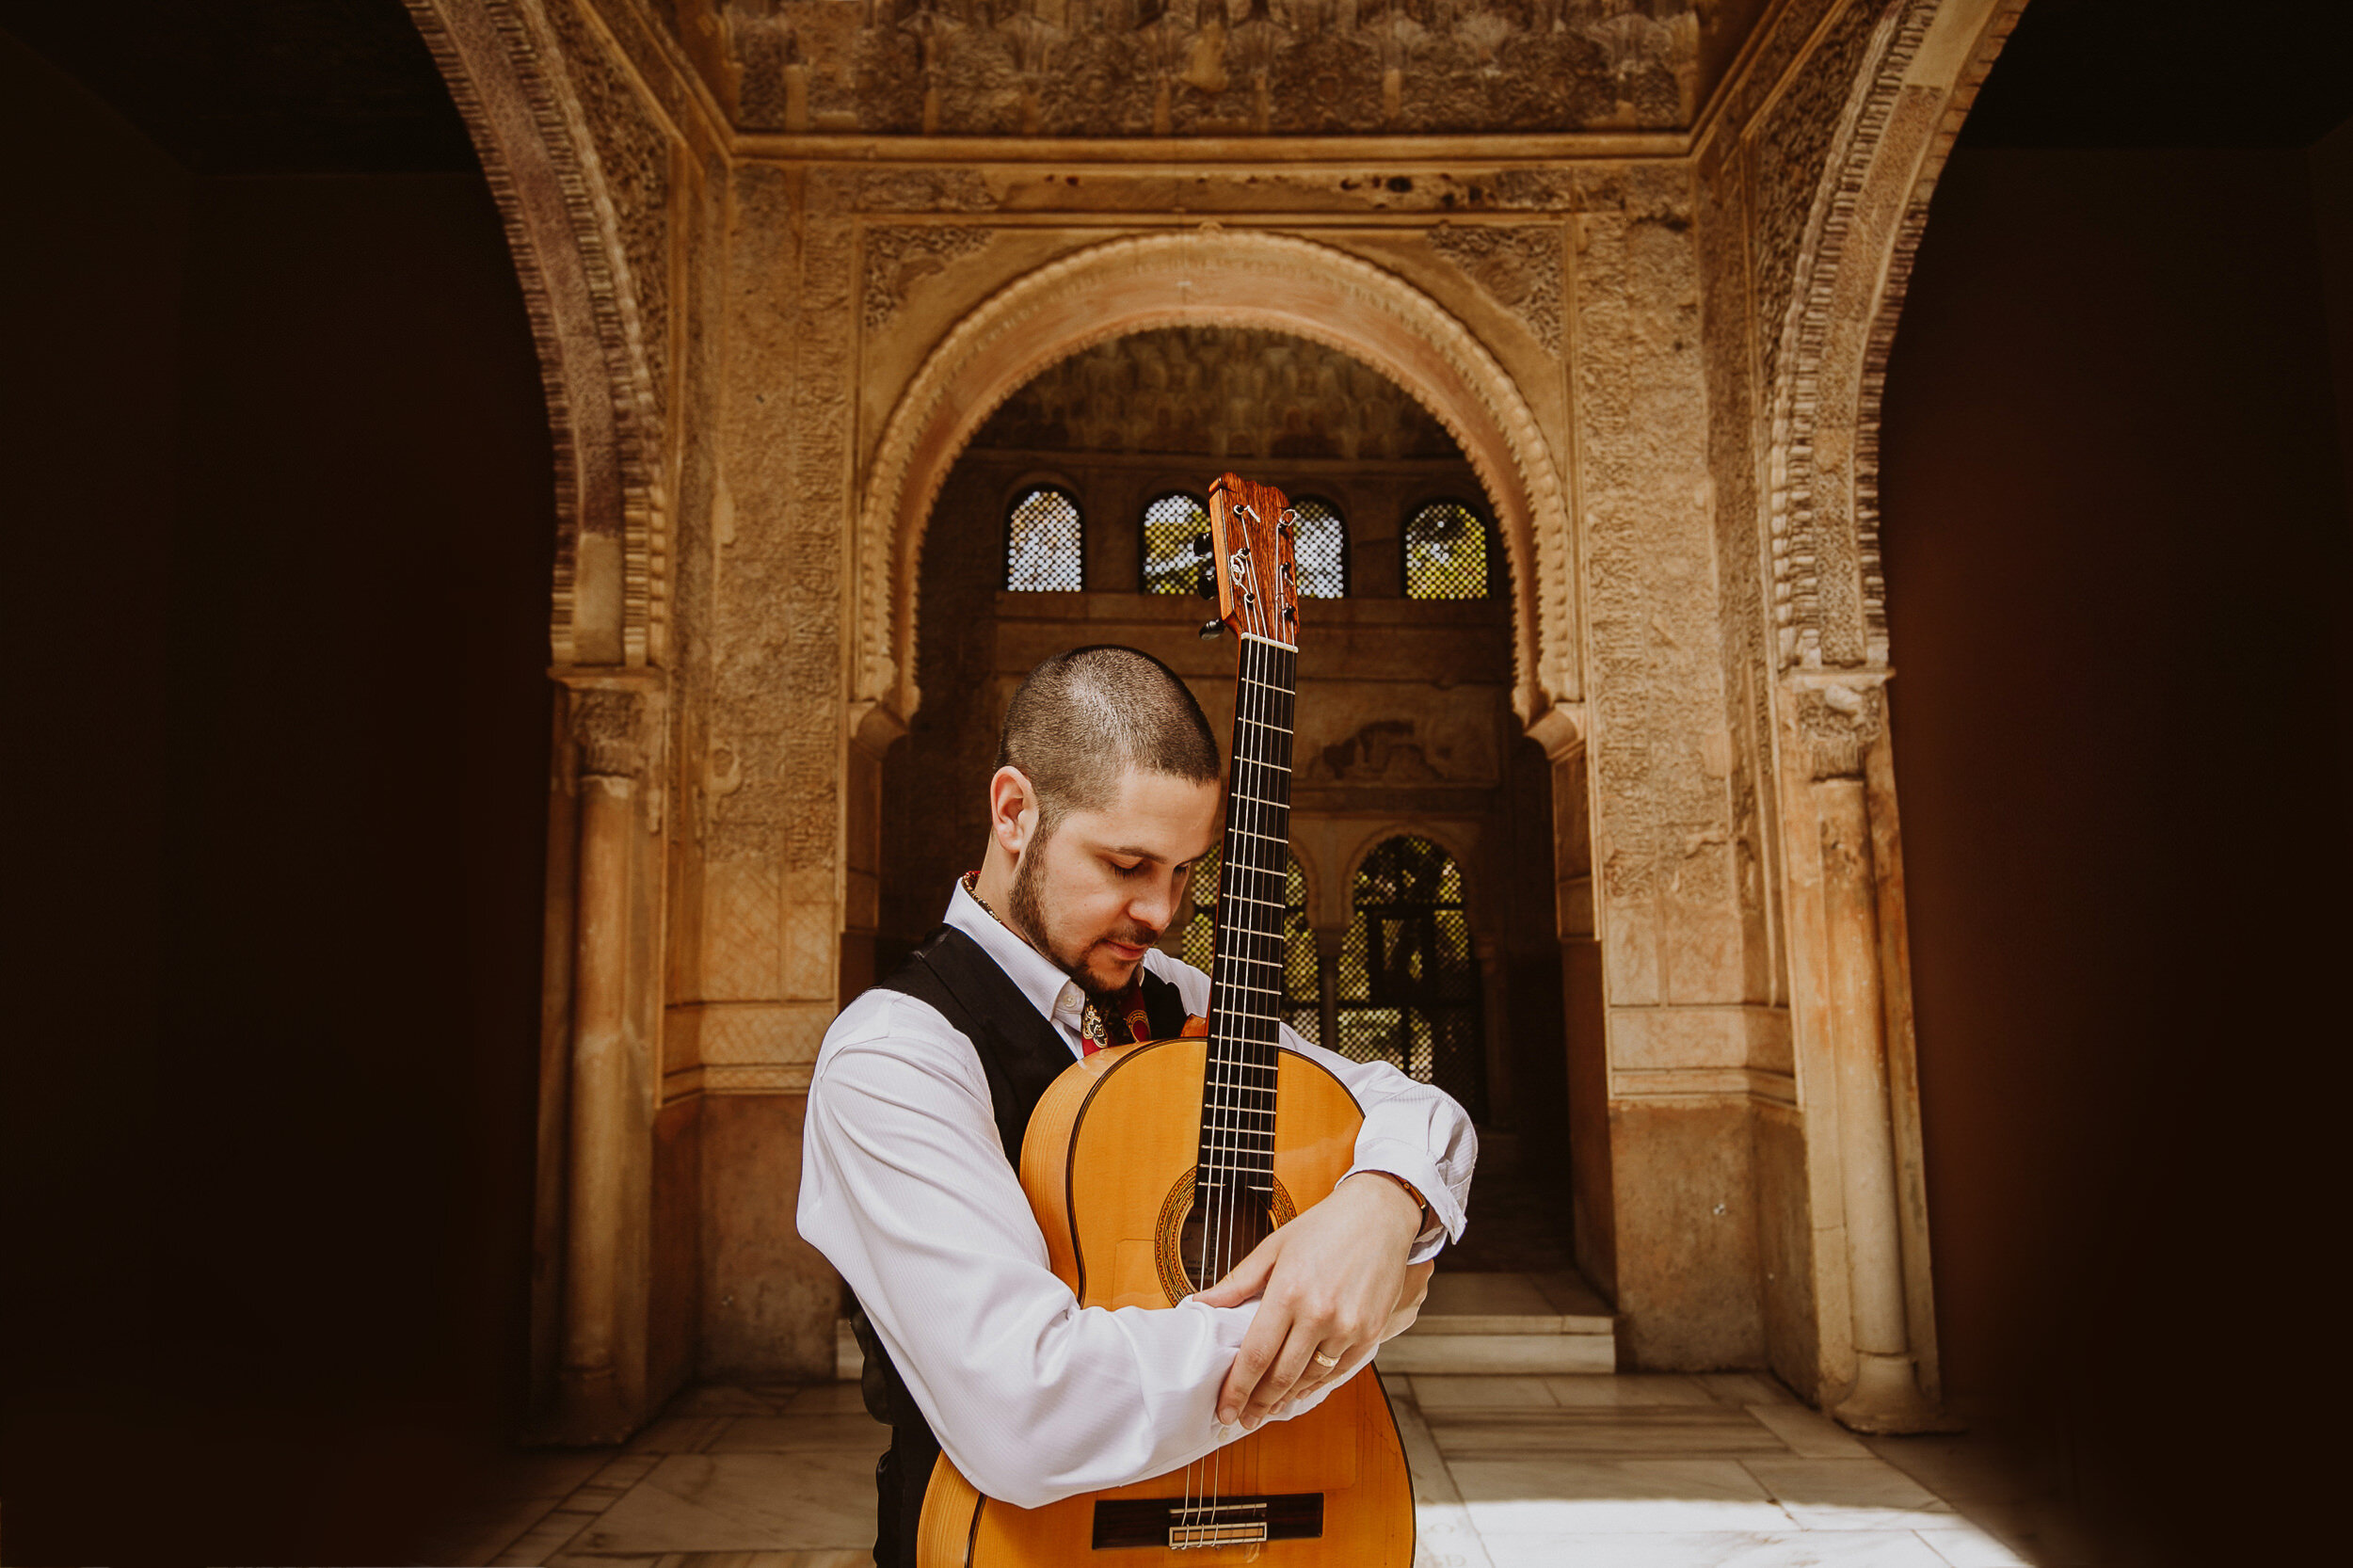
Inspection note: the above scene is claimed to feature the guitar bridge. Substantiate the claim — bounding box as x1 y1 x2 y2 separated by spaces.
1091 1493 1323 1550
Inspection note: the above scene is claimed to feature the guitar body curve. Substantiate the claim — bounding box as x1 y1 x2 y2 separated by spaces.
915 1037 1417 1566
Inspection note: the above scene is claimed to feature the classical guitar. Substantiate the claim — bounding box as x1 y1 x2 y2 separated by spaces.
915 474 1415 1565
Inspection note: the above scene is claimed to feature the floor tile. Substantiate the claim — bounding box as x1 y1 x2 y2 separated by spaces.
1528 1270 1614 1320
1449 1456 1794 1535
577 1452 876 1553
1696 1373 1798 1407
1742 1403 1873 1458
491 1505 601 1565
668 1385 796 1416
703 1415 890 1455
1385 1382 1497 1568
782 1384 876 1416
1740 1457 1956 1529
629 1416 737 1454
1481 1532 1952 1567
1424 1272 1558 1317
1431 1406 1790 1459
1863 1433 2049 1504
1913 1525 2034 1566
1942 1500 2107 1567
1413 1375 1561 1409
1545 1374 1718 1407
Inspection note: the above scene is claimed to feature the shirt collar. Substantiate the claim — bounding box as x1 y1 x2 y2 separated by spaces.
945 877 1088 1034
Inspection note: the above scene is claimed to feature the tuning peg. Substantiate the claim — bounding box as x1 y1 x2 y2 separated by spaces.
1199 618 1225 640
1191 531 1210 557
1195 562 1215 598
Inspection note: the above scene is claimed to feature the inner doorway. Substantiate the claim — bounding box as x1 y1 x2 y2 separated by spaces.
877 325 1582 1284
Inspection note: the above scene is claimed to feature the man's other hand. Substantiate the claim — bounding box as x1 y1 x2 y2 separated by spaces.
1195 1173 1434 1429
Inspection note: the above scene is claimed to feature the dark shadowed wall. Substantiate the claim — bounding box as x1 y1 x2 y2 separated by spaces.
1880 141 2349 1561
3 27 554 1564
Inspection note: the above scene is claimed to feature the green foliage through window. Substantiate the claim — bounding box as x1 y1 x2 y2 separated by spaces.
1403 499 1491 600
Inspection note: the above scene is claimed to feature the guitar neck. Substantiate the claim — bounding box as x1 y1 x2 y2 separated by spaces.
1200 631 1298 1196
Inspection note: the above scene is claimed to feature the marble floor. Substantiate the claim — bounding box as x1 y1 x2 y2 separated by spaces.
453 1373 2100 1568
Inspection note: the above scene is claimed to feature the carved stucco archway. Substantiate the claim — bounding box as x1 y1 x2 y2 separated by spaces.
405 0 678 1442
1764 0 2027 682
853 229 1578 735
1740 0 2028 1427
405 0 667 668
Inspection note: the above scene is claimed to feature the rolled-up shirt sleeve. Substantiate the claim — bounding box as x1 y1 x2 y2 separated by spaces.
799 993 1345 1508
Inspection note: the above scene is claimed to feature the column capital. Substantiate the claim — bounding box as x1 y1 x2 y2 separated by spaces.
848 696 909 759
554 665 667 780
1785 672 1887 781
1525 700 1586 762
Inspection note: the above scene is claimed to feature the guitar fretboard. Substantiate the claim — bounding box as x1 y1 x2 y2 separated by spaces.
1198 632 1298 1201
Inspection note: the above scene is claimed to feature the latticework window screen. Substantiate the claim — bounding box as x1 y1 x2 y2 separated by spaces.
1403 499 1492 600
1171 848 1321 1045
1140 491 1209 595
1290 497 1347 599
1335 836 1486 1121
1005 485 1084 591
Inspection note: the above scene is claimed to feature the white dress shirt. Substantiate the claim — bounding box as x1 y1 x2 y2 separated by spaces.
797 880 1477 1508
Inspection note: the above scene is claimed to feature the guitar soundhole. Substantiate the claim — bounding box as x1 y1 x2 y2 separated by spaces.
1156 1171 1299 1303
1179 1192 1272 1295
1092 1493 1324 1550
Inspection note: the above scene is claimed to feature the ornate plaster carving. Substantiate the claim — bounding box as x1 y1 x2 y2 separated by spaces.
863 225 998 331
856 228 1575 728
1792 680 1883 781
1753 0 2025 673
569 685 653 778
405 0 675 666
712 0 1721 137
970 326 1462 460
1426 222 1565 353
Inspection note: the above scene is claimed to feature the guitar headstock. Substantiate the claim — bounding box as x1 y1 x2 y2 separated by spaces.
1205 473 1299 648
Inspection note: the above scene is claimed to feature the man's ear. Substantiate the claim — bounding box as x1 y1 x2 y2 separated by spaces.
987 766 1037 856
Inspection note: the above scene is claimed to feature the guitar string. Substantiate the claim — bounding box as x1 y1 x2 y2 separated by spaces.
1181 510 1299 1546
1203 629 1297 1544
1206 627 1258 1539
1204 627 1258 1541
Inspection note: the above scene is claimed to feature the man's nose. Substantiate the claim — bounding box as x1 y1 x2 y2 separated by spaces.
1128 875 1177 934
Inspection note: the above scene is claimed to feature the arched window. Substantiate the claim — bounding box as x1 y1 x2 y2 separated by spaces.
1005 484 1083 591
1140 490 1209 595
1290 496 1348 599
1169 847 1321 1045
1402 498 1493 600
1336 837 1484 1119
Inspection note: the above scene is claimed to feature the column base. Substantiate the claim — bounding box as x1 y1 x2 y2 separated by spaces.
536 1367 638 1447
1831 1352 1961 1434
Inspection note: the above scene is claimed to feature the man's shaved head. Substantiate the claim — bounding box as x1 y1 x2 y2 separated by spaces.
997 646 1222 836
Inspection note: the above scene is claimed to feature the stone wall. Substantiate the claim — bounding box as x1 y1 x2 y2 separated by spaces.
420 0 2026 1429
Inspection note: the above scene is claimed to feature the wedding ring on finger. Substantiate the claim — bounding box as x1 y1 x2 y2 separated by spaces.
1311 1350 1341 1370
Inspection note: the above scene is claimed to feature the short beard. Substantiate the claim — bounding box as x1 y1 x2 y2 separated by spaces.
1009 814 1149 1001
1008 816 1088 986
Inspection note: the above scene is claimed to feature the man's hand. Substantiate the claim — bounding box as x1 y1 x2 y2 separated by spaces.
1195 1173 1435 1430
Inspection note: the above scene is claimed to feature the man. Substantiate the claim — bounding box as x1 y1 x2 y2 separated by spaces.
798 646 1477 1567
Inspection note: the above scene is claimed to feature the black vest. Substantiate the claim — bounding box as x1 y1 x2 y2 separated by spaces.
854 923 1190 1568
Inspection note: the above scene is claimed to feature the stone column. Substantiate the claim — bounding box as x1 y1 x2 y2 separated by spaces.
1314 925 1344 1056
550 669 664 1444
1529 705 1612 1294
1476 935 1513 1128
1794 679 1938 1432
